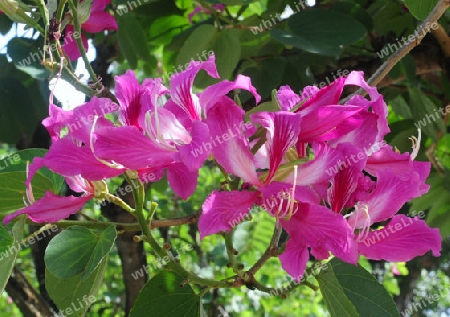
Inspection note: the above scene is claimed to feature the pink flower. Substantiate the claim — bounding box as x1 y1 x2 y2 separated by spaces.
198 70 441 282
93 54 260 199
63 0 118 61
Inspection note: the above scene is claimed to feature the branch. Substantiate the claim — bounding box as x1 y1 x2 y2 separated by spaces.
367 0 450 87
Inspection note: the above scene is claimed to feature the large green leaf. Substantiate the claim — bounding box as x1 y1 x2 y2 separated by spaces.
317 258 399 317
194 29 242 87
408 87 445 142
271 9 366 56
129 271 202 317
405 0 439 20
0 216 25 294
0 149 66 216
45 256 108 316
83 226 117 280
0 171 53 215
45 226 97 278
45 226 117 279
175 24 217 67
7 38 50 79
0 149 65 194
117 14 156 68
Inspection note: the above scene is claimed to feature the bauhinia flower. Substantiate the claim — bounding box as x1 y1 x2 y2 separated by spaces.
198 70 441 282
94 54 260 199
63 0 118 61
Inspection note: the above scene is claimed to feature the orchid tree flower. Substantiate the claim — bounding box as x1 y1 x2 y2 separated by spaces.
63 0 118 61
32 97 126 181
94 54 260 199
199 71 441 282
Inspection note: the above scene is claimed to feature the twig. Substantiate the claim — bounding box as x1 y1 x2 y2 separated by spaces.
342 0 450 103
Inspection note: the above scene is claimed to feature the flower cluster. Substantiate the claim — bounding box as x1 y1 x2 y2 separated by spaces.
3 55 441 282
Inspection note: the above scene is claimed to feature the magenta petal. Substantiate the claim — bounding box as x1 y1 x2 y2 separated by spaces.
279 239 309 282
285 143 342 186
40 137 124 180
298 105 363 142
3 192 92 224
206 100 260 185
297 77 346 115
167 163 198 200
170 54 219 120
276 86 301 111
178 121 210 171
43 103 73 141
94 126 175 170
115 70 144 127
83 12 118 32
251 112 301 183
62 25 88 61
358 215 441 262
348 170 424 229
366 145 431 194
281 203 358 265
198 190 259 239
200 75 261 113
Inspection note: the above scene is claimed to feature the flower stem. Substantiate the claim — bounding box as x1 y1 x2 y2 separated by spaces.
67 0 100 88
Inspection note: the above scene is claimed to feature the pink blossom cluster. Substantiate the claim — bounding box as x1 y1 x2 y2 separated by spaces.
4 55 441 282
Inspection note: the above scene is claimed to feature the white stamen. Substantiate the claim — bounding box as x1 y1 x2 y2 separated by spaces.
409 129 421 160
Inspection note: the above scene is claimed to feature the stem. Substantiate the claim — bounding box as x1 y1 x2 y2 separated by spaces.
247 224 282 276
67 0 100 87
25 215 201 232
224 231 243 276
103 193 135 214
124 174 234 289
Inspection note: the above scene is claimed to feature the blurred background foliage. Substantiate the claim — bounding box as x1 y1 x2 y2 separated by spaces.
1 0 450 315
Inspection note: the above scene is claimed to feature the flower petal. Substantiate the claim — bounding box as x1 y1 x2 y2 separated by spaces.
170 54 219 120
281 203 358 265
167 163 198 200
3 192 92 224
206 99 261 185
279 239 309 282
94 126 175 170
251 111 301 183
358 215 441 262
83 11 118 32
62 25 88 61
200 74 261 114
198 190 259 239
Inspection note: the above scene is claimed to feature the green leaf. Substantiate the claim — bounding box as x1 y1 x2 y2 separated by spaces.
117 14 155 68
0 171 53 215
83 226 117 280
0 216 25 294
389 96 413 119
45 226 98 278
175 24 217 67
129 271 202 317
272 9 366 56
7 38 50 79
45 256 108 316
194 29 242 88
0 149 65 194
405 0 439 20
408 87 445 141
317 258 400 317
